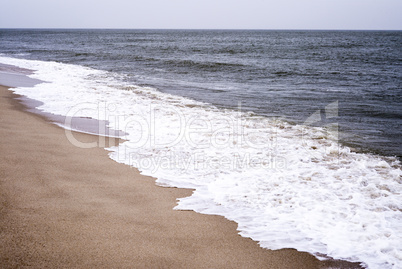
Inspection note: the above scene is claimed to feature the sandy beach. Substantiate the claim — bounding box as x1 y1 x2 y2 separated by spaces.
0 84 351 268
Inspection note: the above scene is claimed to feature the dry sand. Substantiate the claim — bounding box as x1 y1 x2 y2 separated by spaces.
0 85 356 268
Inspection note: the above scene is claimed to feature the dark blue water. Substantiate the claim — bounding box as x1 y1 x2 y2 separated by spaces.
1 29 401 158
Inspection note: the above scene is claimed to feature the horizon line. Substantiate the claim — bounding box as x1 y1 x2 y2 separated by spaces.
1 27 401 31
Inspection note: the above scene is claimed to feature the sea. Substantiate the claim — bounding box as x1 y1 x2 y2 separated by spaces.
0 29 401 268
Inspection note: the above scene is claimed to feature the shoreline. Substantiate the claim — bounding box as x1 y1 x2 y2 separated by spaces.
0 85 362 268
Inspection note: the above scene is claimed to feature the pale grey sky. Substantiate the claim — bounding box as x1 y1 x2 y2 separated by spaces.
1 0 401 30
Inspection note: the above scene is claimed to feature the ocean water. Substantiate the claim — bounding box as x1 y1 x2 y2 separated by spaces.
0 29 401 268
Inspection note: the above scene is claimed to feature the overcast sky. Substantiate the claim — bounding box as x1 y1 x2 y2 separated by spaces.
1 0 401 30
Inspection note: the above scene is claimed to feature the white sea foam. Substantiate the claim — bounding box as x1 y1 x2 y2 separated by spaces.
1 55 401 269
